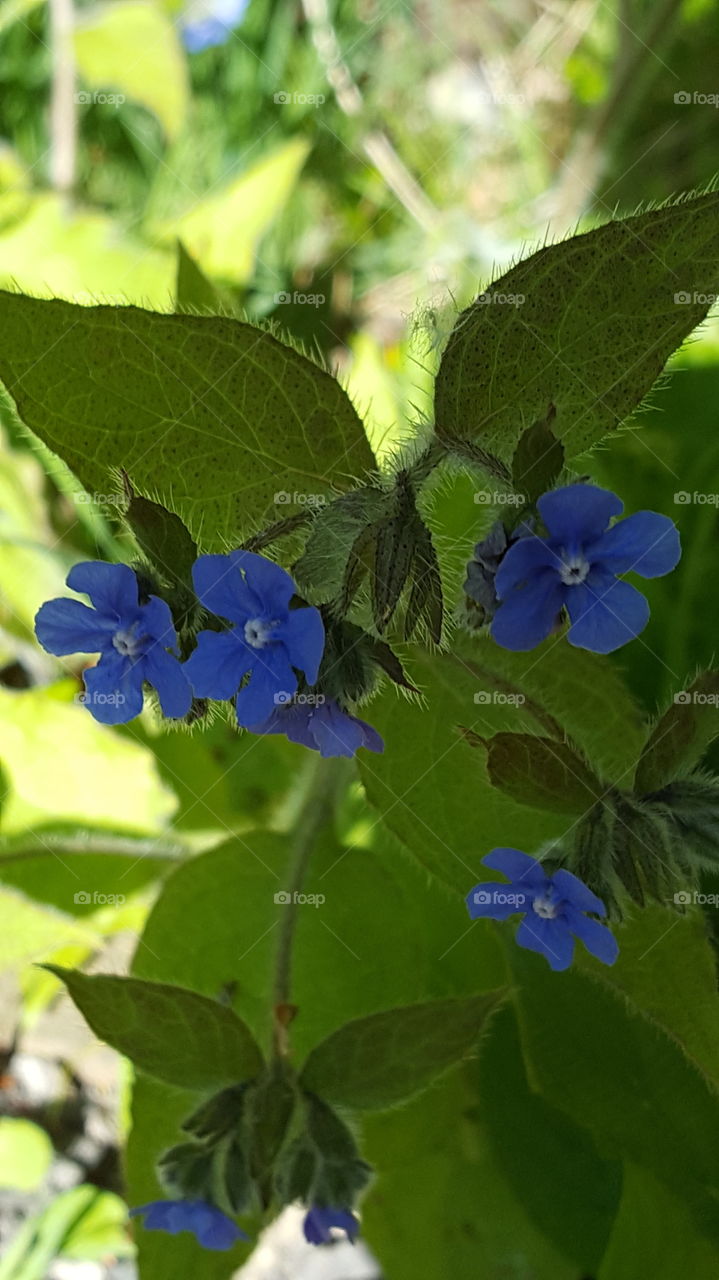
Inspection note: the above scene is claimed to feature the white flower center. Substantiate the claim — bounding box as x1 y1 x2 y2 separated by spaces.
244 617 278 648
112 625 143 659
532 893 559 920
558 552 590 586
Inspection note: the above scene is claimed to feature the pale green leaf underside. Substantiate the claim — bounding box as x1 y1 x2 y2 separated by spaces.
0 292 373 547
436 191 719 460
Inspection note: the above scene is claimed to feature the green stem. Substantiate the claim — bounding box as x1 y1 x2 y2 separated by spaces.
272 755 346 1056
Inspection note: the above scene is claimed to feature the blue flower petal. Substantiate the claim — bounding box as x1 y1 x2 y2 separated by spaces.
482 847 547 885
494 536 559 596
184 630 253 699
238 550 298 613
565 906 619 966
130 1201 181 1232
585 510 681 579
303 1206 359 1245
515 913 575 971
191 1202 248 1250
310 703 384 758
143 646 193 718
565 570 649 653
235 650 297 727
537 484 623 543
466 882 534 919
34 598 116 656
353 714 385 755
192 554 261 623
130 1199 246 1251
491 571 565 651
245 703 313 746
82 655 144 724
551 868 606 915
275 607 325 684
311 708 365 757
141 595 179 647
67 561 140 616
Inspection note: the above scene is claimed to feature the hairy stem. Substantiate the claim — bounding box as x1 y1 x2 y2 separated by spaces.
272 755 347 1055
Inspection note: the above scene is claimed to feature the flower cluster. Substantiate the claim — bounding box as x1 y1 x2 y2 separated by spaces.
34 551 383 757
488 483 681 653
466 847 619 971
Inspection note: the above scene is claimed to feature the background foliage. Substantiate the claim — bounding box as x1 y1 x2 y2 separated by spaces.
1 1 719 1278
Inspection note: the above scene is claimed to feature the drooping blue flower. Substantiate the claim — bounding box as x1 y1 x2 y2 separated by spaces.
249 697 384 758
466 847 619 972
130 1199 247 1251
183 551 325 728
180 0 250 53
490 483 681 653
303 1206 359 1245
34 562 192 725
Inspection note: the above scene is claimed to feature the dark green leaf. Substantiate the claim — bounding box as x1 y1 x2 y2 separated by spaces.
299 991 505 1109
635 672 719 794
43 967 264 1089
123 480 198 589
511 406 564 503
481 731 603 814
510 947 719 1245
479 1004 621 1272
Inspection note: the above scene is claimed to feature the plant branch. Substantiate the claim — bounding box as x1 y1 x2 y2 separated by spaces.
272 755 347 1056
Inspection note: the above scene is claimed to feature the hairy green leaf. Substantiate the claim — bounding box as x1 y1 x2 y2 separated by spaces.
0 292 373 547
510 948 719 1245
359 634 644 891
481 732 604 814
635 671 719 794
436 191 719 460
479 1005 621 1272
511 407 564 503
300 992 504 1109
44 967 264 1089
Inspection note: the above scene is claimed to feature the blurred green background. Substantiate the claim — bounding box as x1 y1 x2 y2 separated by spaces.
0 0 718 1274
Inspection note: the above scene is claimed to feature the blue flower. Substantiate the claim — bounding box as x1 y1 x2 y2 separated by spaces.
303 1206 359 1245
180 0 250 52
183 551 325 728
466 847 619 972
34 562 192 725
490 483 681 653
249 697 384 758
130 1199 248 1251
